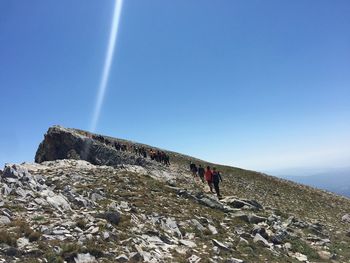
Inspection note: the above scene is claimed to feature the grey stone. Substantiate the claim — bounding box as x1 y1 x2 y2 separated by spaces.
103 211 121 225
129 252 142 262
161 217 182 238
91 193 104 202
248 214 267 224
115 254 129 262
74 253 97 263
0 215 11 225
102 231 110 240
341 214 350 223
179 239 197 248
15 187 28 197
4 177 17 184
192 219 206 232
90 226 99 234
231 211 250 223
42 190 71 212
251 225 268 240
188 255 201 263
225 258 244 263
4 247 19 257
271 230 288 244
253 233 271 248
2 184 12 195
17 237 29 249
212 239 230 251
198 197 227 211
208 224 218 235
2 164 29 179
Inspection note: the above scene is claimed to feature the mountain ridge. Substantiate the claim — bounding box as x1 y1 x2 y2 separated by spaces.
0 125 349 262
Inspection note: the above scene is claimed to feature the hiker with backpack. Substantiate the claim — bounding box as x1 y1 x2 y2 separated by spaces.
198 164 205 183
205 166 214 193
212 167 223 198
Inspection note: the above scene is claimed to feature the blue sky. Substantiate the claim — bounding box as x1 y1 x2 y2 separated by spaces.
0 0 349 175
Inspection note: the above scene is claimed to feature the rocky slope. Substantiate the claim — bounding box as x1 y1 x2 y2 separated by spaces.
1 126 350 263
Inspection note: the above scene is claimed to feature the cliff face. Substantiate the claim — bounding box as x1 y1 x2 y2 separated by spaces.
35 126 152 167
0 126 349 263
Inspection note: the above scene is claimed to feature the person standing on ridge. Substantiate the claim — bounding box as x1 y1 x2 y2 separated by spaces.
191 164 198 178
212 167 223 199
205 166 214 193
189 162 195 172
198 164 205 183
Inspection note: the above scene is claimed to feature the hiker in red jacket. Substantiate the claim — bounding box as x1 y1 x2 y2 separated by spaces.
205 166 214 193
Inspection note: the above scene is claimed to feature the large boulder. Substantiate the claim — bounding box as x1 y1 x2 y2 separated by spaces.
35 126 152 167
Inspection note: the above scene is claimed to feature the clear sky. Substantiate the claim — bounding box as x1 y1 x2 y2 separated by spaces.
0 0 349 175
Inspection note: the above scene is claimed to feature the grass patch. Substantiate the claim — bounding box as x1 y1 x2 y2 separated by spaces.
288 237 320 260
28 231 42 242
33 216 45 222
0 230 17 246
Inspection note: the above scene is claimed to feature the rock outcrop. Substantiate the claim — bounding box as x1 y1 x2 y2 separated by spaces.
35 126 152 167
0 126 349 262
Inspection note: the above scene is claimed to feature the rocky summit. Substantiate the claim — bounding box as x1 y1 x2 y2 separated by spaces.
1 126 350 263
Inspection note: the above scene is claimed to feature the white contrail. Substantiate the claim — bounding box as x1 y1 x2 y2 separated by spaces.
90 0 123 132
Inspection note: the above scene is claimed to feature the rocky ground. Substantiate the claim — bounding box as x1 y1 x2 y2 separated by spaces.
1 126 350 262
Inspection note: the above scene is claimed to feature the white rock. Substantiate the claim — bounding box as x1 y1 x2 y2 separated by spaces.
227 258 244 263
90 226 99 234
192 219 205 232
115 254 129 262
44 191 71 212
0 216 11 225
293 252 308 262
208 224 218 235
2 184 12 195
102 231 110 240
180 239 197 248
161 217 182 238
341 214 350 223
17 237 29 249
253 233 271 248
74 253 97 263
212 239 230 250
188 254 201 263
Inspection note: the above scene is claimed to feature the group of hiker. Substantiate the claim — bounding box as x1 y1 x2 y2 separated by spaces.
92 134 170 166
149 150 170 165
190 162 223 199
134 146 170 166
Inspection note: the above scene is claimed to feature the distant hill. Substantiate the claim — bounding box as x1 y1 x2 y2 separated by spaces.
282 168 350 197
